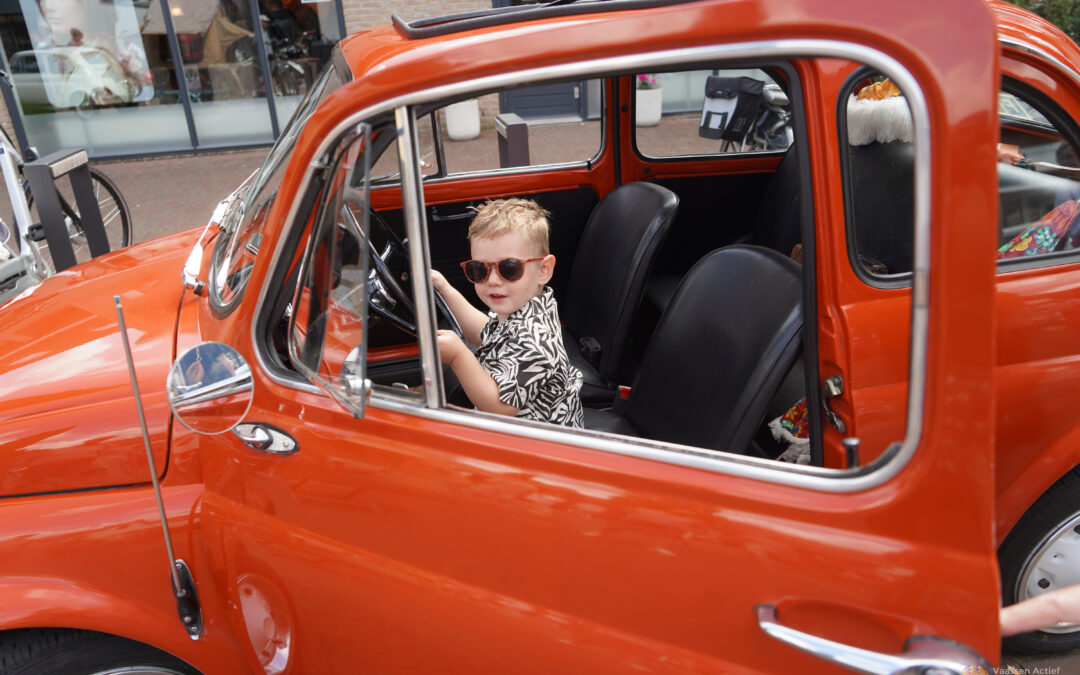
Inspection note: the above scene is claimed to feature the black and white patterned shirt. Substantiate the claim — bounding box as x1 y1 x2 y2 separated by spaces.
475 288 584 427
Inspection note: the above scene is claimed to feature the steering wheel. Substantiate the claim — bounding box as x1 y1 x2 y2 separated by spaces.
348 206 464 340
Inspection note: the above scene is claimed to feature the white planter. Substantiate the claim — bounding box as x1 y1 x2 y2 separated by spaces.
445 98 481 141
636 87 663 127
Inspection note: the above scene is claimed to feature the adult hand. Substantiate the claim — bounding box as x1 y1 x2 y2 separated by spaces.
1001 584 1080 636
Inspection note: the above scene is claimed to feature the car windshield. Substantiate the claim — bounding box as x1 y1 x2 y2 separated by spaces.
209 62 345 311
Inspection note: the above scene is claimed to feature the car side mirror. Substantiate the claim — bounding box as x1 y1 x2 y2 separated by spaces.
167 342 253 434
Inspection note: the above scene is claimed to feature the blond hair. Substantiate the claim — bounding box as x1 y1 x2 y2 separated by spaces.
468 199 550 255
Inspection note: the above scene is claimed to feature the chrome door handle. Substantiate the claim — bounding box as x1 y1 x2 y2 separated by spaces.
233 423 298 454
428 206 474 223
755 605 990 675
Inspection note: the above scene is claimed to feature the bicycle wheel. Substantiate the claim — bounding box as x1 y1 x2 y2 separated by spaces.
25 167 132 266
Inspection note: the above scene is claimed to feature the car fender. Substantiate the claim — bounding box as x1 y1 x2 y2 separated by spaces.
996 422 1080 545
0 483 253 673
0 575 251 674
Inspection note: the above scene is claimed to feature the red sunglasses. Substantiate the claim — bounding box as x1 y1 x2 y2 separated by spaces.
460 257 544 283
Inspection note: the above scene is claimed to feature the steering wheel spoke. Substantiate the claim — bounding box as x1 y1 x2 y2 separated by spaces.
356 204 464 340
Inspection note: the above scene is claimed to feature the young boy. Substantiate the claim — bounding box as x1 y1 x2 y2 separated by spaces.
431 199 584 427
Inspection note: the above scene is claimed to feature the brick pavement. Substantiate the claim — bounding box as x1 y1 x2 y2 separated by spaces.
97 149 270 244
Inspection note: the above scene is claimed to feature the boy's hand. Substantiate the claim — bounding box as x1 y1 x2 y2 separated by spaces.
431 270 449 295
437 329 466 365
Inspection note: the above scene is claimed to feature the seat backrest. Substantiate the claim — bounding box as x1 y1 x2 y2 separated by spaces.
751 147 801 256
562 181 679 382
626 245 803 453
847 140 915 273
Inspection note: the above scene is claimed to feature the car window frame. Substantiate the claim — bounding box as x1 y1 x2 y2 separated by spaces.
994 74 1080 273
208 61 345 317
629 62 797 163
368 90 608 188
253 39 935 495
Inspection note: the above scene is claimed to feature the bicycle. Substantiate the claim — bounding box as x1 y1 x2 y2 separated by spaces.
0 113 132 281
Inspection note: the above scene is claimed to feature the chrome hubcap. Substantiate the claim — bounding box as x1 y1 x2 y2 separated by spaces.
1017 511 1080 634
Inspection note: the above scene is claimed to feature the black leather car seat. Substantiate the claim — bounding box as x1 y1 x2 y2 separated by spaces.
645 147 802 313
751 147 801 255
584 245 804 454
560 182 679 407
847 140 915 274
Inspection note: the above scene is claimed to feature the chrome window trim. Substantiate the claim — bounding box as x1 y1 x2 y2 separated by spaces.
425 159 601 183
999 37 1080 90
396 106 446 409
253 38 932 494
373 134 605 186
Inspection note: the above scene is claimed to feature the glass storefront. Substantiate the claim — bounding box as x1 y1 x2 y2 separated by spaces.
0 0 343 157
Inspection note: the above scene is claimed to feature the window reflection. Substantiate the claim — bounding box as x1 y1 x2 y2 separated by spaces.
0 0 341 155
15 0 154 113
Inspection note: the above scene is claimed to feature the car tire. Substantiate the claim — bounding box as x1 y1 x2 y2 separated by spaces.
0 628 201 675
999 464 1080 654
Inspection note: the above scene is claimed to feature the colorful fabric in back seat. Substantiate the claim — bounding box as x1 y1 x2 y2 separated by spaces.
998 199 1080 259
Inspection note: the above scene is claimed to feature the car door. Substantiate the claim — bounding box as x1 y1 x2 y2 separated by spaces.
193 8 1003 675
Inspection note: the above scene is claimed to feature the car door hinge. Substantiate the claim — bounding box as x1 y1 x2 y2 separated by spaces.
822 375 847 433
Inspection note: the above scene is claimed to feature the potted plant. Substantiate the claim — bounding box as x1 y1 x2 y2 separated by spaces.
635 73 662 126
445 98 481 140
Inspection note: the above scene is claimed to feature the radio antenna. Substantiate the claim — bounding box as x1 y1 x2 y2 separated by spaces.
114 296 202 639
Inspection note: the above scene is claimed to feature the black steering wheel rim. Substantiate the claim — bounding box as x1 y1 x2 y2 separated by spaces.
364 208 464 340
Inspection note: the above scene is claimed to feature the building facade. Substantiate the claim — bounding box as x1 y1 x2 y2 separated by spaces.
0 0 488 158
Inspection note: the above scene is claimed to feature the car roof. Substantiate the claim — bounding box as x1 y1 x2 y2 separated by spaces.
988 0 1080 81
334 0 1076 93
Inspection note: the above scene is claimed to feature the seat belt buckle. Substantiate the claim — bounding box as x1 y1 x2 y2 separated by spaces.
612 385 631 414
579 336 601 368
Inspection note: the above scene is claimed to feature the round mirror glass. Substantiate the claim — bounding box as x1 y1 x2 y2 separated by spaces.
167 342 253 435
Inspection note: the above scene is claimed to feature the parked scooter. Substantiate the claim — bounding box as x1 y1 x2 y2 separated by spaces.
748 84 794 151
700 75 793 153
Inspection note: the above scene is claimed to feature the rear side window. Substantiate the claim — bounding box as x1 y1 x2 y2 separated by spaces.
635 68 793 158
439 83 605 174
996 86 1080 262
371 83 605 181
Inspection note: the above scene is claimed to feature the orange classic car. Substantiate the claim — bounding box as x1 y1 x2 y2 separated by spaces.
1 0 1078 672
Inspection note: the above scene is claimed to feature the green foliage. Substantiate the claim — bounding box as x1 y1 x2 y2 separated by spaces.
1008 0 1080 44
